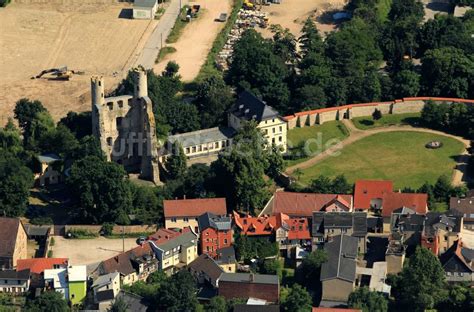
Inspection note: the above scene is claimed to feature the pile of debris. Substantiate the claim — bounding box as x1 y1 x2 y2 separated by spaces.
216 9 269 71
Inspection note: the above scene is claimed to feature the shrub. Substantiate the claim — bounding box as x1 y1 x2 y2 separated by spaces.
101 223 114 236
67 229 98 239
49 237 55 246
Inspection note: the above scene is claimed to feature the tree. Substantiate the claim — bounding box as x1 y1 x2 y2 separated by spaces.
213 121 270 213
0 151 33 217
108 298 129 312
14 98 54 150
0 118 22 155
348 287 388 312
280 284 312 312
165 142 187 180
227 29 290 113
299 17 324 57
394 246 448 310
195 75 234 128
298 249 327 287
24 291 69 312
433 175 452 202
205 296 227 312
331 174 353 194
421 47 474 98
155 270 199 312
309 175 333 193
130 184 161 224
66 156 132 224
165 101 200 134
265 144 285 179
67 135 104 162
261 258 283 280
372 108 383 120
58 111 92 139
163 61 180 77
271 24 298 64
392 69 420 98
38 124 79 157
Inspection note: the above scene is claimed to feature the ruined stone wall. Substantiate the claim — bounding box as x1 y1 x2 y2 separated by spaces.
283 97 474 130
91 69 160 184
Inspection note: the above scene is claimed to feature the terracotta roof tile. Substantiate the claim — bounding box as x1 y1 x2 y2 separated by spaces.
287 218 311 240
164 198 227 218
17 258 68 274
381 193 428 217
273 192 352 217
233 212 289 236
354 180 393 210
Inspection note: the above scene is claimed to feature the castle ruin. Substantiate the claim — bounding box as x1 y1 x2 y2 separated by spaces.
91 68 160 184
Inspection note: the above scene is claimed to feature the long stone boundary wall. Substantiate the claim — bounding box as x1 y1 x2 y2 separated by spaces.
64 224 157 235
283 97 474 130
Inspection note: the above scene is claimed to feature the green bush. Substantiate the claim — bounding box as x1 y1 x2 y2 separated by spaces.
101 223 114 236
49 237 55 246
29 217 53 225
195 0 244 81
47 250 53 258
166 6 190 44
67 229 98 239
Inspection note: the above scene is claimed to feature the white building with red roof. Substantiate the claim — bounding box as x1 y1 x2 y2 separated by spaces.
164 198 227 231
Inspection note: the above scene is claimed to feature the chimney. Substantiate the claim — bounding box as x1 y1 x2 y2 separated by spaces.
245 108 250 114
239 104 244 111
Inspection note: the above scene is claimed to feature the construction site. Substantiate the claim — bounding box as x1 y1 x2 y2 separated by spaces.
0 0 157 124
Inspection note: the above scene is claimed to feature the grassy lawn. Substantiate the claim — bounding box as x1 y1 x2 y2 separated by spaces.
286 121 349 167
166 6 191 44
352 113 421 130
299 131 465 189
156 46 177 63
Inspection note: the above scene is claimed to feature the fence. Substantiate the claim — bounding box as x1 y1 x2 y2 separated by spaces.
283 97 474 130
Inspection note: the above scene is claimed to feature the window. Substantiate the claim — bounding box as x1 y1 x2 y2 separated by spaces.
171 218 177 222
215 142 219 148
279 136 282 142
118 100 124 108
106 137 113 146
272 118 275 122
224 238 228 244
192 146 196 153
186 148 190 154
198 145 202 152
272 127 275 133
279 126 282 132
272 138 275 144
184 217 189 222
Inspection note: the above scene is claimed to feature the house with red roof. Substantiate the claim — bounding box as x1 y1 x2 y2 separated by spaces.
97 242 158 286
17 258 68 288
354 180 393 211
234 211 311 254
268 192 353 217
164 198 227 231
198 212 233 258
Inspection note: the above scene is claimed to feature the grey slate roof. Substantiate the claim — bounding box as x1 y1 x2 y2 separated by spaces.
95 289 115 302
424 212 462 236
167 127 236 148
216 246 236 264
25 225 51 237
92 272 119 289
219 273 279 285
230 91 280 122
198 212 232 231
116 290 148 312
134 0 157 8
312 212 368 237
155 231 197 252
188 254 224 284
390 213 425 233
0 269 30 280
320 235 358 282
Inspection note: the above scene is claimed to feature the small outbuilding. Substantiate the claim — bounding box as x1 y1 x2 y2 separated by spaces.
133 0 159 20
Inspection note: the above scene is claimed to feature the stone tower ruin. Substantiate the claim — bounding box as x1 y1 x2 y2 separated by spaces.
91 68 160 184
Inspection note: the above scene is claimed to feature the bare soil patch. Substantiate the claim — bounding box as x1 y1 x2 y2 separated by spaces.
153 0 232 81
0 1 157 124
257 0 347 38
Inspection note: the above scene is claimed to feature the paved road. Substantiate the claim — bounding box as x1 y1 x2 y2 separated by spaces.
286 119 471 185
134 0 187 69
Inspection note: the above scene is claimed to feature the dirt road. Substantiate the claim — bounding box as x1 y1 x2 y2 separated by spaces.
154 0 232 81
286 119 470 186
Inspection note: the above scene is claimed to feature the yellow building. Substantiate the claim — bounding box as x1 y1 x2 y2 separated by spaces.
228 91 287 153
163 198 227 231
35 154 62 187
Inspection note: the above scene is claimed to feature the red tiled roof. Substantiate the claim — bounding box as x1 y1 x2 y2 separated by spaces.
148 228 183 244
354 180 393 210
273 192 352 217
287 218 311 240
381 192 428 217
17 258 68 274
100 242 154 276
164 198 227 218
233 211 289 236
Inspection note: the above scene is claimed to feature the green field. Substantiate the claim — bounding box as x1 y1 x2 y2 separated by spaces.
352 113 421 130
299 131 465 189
286 121 349 166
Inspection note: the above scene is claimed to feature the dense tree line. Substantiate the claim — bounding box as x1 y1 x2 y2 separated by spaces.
225 2 473 115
